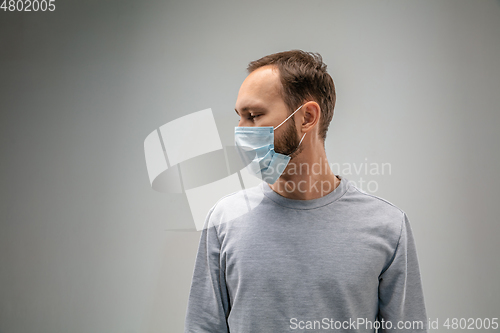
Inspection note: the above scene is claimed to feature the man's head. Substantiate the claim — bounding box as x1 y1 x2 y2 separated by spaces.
235 50 336 159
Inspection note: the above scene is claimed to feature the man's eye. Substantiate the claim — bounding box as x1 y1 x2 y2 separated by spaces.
248 114 260 120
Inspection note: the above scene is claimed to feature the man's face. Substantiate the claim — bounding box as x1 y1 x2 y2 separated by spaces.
234 66 303 158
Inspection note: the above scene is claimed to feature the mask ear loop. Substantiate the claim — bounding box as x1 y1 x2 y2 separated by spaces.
297 132 307 146
286 132 307 157
273 104 305 130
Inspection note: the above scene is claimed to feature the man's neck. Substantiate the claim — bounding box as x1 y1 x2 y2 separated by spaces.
269 150 340 200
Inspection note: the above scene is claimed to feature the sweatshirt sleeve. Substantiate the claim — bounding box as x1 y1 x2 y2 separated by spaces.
377 212 428 332
184 206 230 333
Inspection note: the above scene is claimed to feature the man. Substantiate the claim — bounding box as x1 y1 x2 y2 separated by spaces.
185 50 428 332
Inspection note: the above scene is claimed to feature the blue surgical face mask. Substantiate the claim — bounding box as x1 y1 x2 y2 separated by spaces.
234 104 307 185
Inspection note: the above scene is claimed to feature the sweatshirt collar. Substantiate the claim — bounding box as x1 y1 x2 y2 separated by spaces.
260 174 351 210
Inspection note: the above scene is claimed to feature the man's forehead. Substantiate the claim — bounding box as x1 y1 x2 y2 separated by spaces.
243 66 280 91
236 66 281 110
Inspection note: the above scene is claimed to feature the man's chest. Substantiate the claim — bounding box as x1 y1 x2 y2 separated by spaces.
220 223 390 303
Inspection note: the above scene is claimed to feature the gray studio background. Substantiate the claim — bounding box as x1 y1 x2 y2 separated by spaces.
1 0 499 332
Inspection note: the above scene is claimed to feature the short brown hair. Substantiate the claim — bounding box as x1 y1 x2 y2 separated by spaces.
247 50 336 142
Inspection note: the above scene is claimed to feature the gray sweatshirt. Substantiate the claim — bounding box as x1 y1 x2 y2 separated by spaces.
185 175 428 332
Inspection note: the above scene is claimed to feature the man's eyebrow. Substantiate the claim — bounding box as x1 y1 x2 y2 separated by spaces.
235 106 267 114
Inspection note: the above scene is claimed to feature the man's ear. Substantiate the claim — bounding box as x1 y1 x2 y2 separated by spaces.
301 101 321 133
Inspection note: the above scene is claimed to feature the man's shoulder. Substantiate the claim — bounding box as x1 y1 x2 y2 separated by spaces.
206 182 265 227
349 184 404 213
343 181 407 228
213 182 264 208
